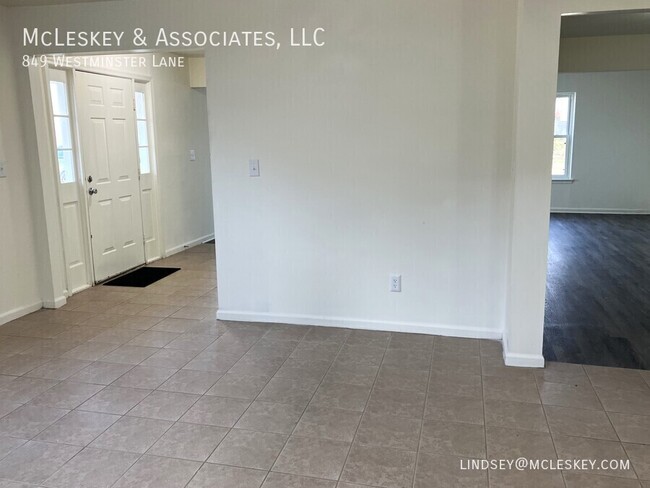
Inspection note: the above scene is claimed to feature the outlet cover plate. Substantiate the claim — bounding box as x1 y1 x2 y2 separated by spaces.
390 274 401 292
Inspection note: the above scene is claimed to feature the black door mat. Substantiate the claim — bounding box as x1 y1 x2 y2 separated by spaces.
103 267 180 288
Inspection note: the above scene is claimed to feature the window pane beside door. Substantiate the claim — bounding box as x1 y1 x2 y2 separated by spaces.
49 80 77 184
135 91 146 120
57 149 75 184
135 90 152 174
139 147 151 174
137 121 149 146
50 81 69 116
53 116 73 149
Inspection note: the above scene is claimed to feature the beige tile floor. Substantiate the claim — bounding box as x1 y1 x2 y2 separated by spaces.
0 245 648 487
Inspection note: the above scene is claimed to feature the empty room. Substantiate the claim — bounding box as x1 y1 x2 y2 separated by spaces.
0 1 648 487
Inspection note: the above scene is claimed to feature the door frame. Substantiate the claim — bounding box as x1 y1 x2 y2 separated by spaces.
30 58 164 296
504 1 650 367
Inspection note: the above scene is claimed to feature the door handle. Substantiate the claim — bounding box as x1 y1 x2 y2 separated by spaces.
88 187 98 195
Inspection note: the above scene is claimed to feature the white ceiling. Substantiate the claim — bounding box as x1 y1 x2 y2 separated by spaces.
0 0 116 6
561 11 650 37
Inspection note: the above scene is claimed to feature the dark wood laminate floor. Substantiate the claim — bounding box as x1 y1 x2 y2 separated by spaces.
544 214 650 369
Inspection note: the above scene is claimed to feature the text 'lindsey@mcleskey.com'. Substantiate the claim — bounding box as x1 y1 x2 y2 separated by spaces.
460 458 631 472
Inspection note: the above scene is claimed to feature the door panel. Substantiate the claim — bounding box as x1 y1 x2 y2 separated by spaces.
90 119 110 181
60 201 87 289
141 188 155 244
75 71 145 282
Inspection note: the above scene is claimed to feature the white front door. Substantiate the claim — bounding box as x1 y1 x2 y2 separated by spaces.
75 71 145 282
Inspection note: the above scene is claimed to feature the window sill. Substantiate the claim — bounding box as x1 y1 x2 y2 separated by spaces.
552 178 575 184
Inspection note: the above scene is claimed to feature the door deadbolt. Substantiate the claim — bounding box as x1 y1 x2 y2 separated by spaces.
88 187 98 195
87 175 93 183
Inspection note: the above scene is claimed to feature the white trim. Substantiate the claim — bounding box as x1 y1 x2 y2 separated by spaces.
502 335 545 368
551 208 650 215
41 52 154 83
503 351 545 368
146 81 166 257
28 66 70 305
0 302 43 326
69 283 92 295
44 55 153 83
216 310 503 339
43 296 67 309
165 233 215 257
75 65 151 82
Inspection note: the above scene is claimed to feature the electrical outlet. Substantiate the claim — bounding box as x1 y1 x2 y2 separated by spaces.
390 274 401 292
249 159 260 177
189 149 196 161
0 161 6 178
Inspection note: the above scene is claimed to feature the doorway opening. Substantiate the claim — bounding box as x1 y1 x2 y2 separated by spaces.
543 11 650 369
37 52 215 296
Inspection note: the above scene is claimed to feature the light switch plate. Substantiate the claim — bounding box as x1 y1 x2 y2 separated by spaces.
0 161 6 178
249 159 260 177
189 149 196 161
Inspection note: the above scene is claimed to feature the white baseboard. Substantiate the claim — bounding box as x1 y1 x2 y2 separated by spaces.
70 284 92 295
0 301 43 326
216 310 503 340
551 208 650 215
43 296 67 309
165 233 215 257
502 336 545 368
503 351 545 368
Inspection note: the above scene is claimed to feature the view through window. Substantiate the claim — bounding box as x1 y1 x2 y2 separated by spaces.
552 92 575 180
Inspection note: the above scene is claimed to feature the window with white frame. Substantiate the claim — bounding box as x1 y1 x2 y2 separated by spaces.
49 78 76 184
135 89 151 174
552 92 575 180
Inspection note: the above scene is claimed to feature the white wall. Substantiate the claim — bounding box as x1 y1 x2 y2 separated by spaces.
208 0 516 337
551 71 650 213
151 63 214 253
0 5 44 324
